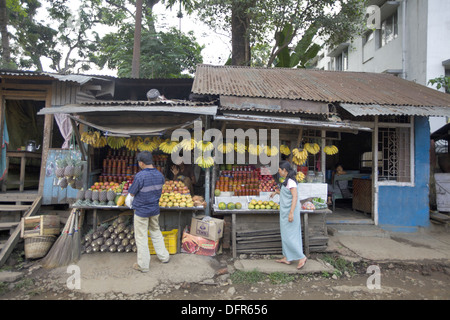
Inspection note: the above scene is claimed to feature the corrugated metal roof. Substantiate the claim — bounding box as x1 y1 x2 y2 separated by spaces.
340 103 450 117
0 69 109 84
192 64 450 107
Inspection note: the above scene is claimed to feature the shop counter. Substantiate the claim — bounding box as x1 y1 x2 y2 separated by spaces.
213 208 331 258
71 205 205 253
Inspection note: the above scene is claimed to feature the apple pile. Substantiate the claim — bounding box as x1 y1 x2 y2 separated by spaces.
259 175 278 193
248 199 280 210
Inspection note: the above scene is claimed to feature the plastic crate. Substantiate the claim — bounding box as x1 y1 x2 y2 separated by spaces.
148 229 178 255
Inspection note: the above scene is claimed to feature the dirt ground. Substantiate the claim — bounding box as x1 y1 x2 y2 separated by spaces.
1 250 449 301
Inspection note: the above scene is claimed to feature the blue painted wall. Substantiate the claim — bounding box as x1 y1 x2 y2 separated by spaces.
378 117 430 232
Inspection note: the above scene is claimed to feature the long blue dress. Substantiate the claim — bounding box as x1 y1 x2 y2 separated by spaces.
279 181 306 261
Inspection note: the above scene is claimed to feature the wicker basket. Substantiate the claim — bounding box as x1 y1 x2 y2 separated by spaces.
24 235 56 259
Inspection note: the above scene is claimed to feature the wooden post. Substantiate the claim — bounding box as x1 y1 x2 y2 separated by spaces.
204 115 211 216
70 118 87 161
0 93 5 192
38 88 53 196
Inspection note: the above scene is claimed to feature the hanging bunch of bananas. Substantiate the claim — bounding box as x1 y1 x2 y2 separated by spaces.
280 144 291 156
218 142 235 154
137 137 158 152
292 148 309 165
304 142 320 155
247 144 261 156
159 139 179 154
263 145 279 157
195 155 215 168
178 138 196 152
124 136 143 151
107 136 125 149
324 145 339 155
234 142 247 154
196 140 214 152
81 131 101 146
296 171 305 182
92 135 107 148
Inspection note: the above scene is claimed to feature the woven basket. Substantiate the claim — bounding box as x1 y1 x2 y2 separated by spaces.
24 235 56 259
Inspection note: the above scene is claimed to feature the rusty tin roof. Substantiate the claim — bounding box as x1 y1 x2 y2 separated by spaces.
192 64 450 108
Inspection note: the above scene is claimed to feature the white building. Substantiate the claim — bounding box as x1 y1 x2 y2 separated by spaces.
314 0 450 132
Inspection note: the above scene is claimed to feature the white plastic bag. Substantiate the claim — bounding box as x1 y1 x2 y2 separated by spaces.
125 194 134 208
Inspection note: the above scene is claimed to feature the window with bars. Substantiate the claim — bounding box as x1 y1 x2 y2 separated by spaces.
378 127 411 182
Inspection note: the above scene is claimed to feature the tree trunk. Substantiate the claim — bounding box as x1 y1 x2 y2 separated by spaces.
0 0 12 67
132 0 143 78
231 2 251 66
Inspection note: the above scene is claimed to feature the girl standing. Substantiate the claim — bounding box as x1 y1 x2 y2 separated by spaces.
271 161 307 269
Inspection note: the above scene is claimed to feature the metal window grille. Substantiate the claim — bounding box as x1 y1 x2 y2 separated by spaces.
378 127 411 182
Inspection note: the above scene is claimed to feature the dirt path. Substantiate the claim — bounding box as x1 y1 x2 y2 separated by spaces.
1 251 449 301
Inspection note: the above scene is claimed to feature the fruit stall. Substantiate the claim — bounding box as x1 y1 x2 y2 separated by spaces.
37 102 220 257
208 123 333 258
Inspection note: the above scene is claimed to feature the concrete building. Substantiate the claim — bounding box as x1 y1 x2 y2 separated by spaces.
313 0 450 132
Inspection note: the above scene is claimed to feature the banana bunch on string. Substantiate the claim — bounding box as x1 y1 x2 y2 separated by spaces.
296 171 305 182
304 143 320 155
324 145 339 155
196 140 214 152
263 145 278 157
159 139 179 154
107 136 125 149
280 144 291 156
92 135 107 148
81 131 101 146
124 137 143 151
247 144 261 156
292 148 308 165
234 142 247 154
218 142 235 154
137 137 159 152
195 155 215 168
178 138 196 152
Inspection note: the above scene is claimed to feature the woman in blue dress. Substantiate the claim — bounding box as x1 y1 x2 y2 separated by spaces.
271 160 307 269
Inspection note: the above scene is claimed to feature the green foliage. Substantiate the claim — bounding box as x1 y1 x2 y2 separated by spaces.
230 269 296 284
177 0 367 67
93 26 203 78
428 76 450 94
321 254 356 278
230 269 266 284
274 23 322 68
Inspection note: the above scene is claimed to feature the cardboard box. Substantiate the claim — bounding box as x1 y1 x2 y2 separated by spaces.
190 215 224 241
181 228 219 256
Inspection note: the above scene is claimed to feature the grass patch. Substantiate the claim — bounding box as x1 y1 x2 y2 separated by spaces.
231 269 295 285
231 269 266 284
321 254 356 277
267 272 295 284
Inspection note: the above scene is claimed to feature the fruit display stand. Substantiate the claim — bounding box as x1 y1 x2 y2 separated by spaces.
71 179 206 253
214 205 331 259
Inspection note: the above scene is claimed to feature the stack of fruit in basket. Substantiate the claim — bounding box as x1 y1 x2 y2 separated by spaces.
159 180 204 208
82 215 137 254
